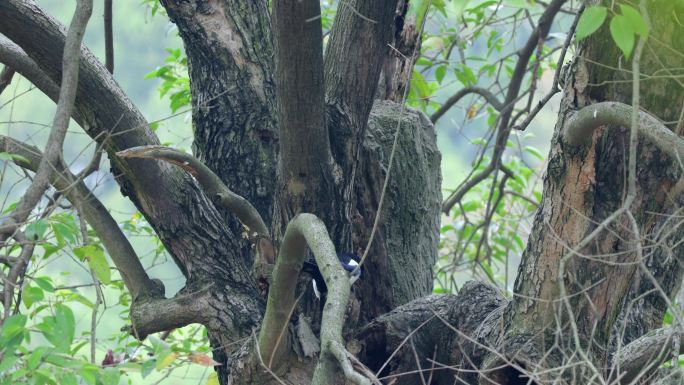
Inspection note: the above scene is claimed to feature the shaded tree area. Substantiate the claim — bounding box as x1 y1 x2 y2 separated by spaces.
0 0 683 385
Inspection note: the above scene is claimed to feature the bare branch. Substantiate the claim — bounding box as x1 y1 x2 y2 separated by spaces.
0 136 159 300
0 0 93 234
441 0 567 214
563 102 684 163
430 86 504 124
513 3 584 132
116 146 270 240
104 0 113 74
0 36 60 101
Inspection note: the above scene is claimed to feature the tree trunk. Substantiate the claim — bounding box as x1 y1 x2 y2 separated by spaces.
481 1 684 383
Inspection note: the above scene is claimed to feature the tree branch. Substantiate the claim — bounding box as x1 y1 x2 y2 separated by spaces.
0 0 92 236
127 284 213 340
0 36 60 101
563 102 684 163
258 214 369 385
272 0 330 210
325 0 399 132
430 86 504 124
116 146 269 240
613 327 684 385
441 0 567 214
0 136 159 300
116 145 275 269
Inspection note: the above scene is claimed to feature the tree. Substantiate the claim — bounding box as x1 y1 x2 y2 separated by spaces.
0 0 682 385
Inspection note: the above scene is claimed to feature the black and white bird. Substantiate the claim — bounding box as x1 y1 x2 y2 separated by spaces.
302 252 362 299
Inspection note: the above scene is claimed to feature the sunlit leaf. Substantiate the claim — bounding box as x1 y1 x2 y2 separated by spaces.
610 14 635 58
620 4 648 37
575 6 607 40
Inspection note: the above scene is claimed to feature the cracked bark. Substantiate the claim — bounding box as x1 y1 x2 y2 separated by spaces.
482 1 684 383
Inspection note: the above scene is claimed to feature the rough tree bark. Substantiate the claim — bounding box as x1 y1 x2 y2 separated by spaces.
480 1 684 384
2 1 683 385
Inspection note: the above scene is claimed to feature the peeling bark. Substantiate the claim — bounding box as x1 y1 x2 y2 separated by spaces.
484 1 684 383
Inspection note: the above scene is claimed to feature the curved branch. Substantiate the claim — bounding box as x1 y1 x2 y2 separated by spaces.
613 327 684 385
430 87 504 124
563 102 684 163
0 35 60 101
258 214 369 385
116 146 269 239
0 136 158 300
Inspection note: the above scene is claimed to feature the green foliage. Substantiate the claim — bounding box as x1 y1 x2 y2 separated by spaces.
576 6 607 40
145 48 191 113
575 4 649 58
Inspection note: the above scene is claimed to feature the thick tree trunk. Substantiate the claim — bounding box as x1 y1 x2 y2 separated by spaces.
482 1 684 383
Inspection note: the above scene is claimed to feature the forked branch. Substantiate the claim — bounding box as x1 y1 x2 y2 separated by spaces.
258 214 368 385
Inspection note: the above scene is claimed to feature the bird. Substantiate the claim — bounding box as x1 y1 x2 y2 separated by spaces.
302 252 362 300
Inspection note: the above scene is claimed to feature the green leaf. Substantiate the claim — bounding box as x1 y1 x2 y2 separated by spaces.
100 367 121 385
58 373 77 385
575 6 607 40
34 277 55 293
74 245 111 284
524 146 545 161
22 286 44 308
40 243 63 259
141 359 156 379
0 353 19 373
40 304 75 353
25 219 48 241
27 346 49 370
620 5 649 37
1 313 27 341
77 365 98 385
435 65 447 84
155 349 177 370
51 223 76 245
610 14 635 58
